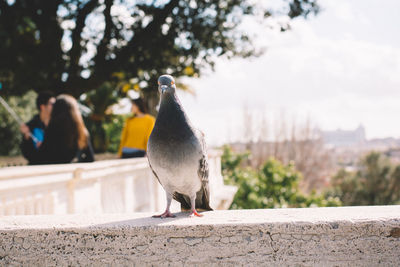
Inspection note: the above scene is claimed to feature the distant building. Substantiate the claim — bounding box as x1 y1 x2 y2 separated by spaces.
322 125 366 147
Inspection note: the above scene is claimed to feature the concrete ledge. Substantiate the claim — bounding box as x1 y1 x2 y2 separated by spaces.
1 206 400 266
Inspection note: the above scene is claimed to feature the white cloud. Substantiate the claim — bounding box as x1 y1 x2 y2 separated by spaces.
323 0 355 22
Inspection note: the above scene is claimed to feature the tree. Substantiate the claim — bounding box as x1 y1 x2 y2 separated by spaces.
0 0 319 112
327 152 400 206
221 146 341 209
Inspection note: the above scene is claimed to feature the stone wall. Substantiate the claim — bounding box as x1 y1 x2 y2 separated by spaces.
1 206 399 266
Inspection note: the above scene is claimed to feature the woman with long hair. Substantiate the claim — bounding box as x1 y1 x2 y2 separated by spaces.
118 97 155 158
31 94 95 164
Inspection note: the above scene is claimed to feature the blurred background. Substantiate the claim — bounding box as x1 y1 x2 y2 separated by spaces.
1 0 400 210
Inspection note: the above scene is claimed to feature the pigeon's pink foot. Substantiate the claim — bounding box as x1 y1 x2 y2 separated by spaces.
152 210 176 218
189 210 203 217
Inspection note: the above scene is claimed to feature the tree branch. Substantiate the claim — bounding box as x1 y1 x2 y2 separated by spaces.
82 0 179 92
93 0 114 71
112 0 180 70
0 0 8 10
68 0 99 82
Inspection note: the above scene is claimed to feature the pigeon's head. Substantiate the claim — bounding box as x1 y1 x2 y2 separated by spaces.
158 74 176 94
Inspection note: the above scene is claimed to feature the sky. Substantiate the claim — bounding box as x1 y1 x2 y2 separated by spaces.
176 0 400 146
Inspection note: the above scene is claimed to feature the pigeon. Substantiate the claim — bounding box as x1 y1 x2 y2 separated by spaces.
147 74 213 218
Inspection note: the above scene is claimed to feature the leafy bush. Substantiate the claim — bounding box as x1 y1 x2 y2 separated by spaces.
222 146 341 209
103 115 127 153
0 91 37 156
81 83 121 153
326 151 400 206
84 113 127 154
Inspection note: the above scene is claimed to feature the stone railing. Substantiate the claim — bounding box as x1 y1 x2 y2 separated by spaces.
0 206 399 266
0 151 237 215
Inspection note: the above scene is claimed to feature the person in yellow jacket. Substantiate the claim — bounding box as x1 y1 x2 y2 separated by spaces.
118 98 155 158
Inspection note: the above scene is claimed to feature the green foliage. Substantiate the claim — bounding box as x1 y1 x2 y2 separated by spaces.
221 145 250 175
222 146 341 209
83 83 120 119
81 82 120 152
0 91 37 156
103 115 127 153
84 113 127 154
326 152 400 206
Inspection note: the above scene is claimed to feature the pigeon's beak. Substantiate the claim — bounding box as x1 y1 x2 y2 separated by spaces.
160 85 168 94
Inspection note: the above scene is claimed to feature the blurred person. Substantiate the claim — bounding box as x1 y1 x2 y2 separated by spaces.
20 91 55 165
25 94 95 164
118 98 155 158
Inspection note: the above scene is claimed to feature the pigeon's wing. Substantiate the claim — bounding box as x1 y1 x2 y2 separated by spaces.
174 131 213 212
197 130 209 182
173 150 213 211
196 131 213 211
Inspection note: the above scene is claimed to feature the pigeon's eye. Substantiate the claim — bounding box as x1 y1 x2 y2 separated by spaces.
171 81 174 85
158 81 161 85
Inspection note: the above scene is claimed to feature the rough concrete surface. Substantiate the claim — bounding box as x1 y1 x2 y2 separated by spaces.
0 206 399 266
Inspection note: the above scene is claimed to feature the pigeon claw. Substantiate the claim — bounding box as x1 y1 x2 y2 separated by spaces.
189 209 203 217
152 210 176 218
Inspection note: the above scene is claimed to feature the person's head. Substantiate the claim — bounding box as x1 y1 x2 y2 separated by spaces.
36 91 55 125
49 94 88 149
131 98 148 115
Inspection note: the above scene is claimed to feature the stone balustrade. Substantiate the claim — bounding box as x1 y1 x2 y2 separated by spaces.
0 206 399 266
0 151 237 215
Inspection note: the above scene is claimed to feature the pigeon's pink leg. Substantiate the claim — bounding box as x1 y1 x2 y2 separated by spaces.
153 193 176 218
189 195 203 217
153 210 176 218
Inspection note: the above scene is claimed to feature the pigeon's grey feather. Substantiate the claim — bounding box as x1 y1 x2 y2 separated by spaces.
147 75 212 216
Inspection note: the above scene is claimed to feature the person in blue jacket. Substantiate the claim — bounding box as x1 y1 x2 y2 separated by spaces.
20 91 55 164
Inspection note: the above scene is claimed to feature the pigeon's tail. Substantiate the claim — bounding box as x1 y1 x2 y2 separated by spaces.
173 190 213 212
197 184 213 211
